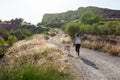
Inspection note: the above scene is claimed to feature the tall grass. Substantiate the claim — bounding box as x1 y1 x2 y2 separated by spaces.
82 35 120 56
0 34 74 80
60 34 72 44
0 64 72 80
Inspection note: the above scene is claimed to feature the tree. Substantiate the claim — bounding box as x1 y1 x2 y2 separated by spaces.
10 29 33 40
10 18 23 25
62 22 80 38
21 24 36 33
0 27 8 40
80 10 101 25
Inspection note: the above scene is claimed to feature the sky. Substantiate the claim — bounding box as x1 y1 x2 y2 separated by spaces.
0 0 120 24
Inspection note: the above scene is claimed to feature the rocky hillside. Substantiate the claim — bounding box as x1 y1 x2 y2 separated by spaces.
77 6 120 18
42 6 120 25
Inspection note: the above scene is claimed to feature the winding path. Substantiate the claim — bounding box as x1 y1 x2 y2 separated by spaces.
48 29 120 80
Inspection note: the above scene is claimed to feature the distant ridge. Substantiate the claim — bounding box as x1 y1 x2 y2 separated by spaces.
77 6 120 18
42 6 120 24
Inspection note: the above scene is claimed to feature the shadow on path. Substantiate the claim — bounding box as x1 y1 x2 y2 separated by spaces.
67 53 74 57
66 53 99 69
79 57 99 69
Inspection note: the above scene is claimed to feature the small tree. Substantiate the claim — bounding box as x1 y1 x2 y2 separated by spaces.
8 35 17 46
0 27 8 40
80 10 101 25
10 29 33 40
62 22 80 38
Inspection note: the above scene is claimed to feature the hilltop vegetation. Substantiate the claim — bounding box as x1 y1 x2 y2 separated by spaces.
42 6 120 27
42 10 78 25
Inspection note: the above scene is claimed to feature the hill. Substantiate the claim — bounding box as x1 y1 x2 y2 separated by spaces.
42 6 120 25
77 6 120 18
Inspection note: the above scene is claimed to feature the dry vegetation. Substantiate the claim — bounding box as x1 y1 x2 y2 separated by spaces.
60 34 120 56
0 34 74 80
82 35 120 56
60 34 72 44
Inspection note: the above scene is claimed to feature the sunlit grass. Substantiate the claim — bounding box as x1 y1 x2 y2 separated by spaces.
0 64 73 80
0 34 74 80
102 44 120 56
82 35 120 56
60 34 72 44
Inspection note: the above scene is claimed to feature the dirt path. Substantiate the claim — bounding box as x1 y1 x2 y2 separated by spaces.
48 29 120 80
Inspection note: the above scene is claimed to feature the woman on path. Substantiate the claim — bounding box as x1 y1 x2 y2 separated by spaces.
74 34 81 56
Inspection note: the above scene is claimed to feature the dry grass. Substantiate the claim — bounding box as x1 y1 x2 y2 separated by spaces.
60 34 72 44
82 40 103 50
102 44 120 56
0 34 70 72
82 35 120 56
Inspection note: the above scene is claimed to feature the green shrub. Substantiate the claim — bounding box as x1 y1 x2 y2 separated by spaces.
62 22 80 38
80 10 100 25
7 35 17 46
0 27 8 40
0 39 7 46
10 29 33 40
21 24 36 33
90 23 100 35
0 46 7 58
0 64 72 80
33 26 50 34
79 23 90 34
0 38 8 58
104 21 120 35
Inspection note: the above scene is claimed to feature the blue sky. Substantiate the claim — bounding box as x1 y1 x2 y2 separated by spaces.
0 0 120 24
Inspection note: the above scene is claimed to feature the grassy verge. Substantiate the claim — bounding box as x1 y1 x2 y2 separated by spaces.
0 64 72 80
82 35 120 56
0 34 74 80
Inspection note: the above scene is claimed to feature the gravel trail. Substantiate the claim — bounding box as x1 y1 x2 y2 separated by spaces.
48 29 120 80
